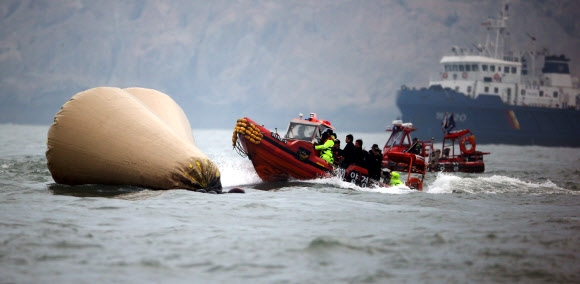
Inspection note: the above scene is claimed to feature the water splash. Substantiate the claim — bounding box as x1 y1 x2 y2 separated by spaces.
209 153 261 187
425 172 463 194
305 175 414 194
424 172 576 195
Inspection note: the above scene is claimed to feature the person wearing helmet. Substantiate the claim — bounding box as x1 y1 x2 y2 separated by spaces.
315 129 335 164
389 171 404 186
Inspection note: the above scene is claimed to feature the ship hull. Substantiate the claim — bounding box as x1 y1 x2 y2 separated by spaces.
396 88 580 147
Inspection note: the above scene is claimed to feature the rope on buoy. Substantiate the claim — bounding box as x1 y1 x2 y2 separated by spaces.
233 118 263 147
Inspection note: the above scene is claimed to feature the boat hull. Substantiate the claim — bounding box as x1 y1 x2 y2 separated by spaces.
429 159 485 173
397 88 580 147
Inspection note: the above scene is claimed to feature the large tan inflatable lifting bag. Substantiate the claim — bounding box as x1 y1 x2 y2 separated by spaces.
46 87 221 191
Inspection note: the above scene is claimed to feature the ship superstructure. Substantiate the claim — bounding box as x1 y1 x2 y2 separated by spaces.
396 1 580 147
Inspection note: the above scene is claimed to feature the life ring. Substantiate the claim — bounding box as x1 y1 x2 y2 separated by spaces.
493 73 501 82
462 72 467 79
442 72 448 79
459 135 476 155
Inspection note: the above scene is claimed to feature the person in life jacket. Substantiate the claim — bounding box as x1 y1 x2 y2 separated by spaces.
315 129 335 164
389 171 404 186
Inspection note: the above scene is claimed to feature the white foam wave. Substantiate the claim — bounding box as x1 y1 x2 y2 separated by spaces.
424 172 463 194
359 184 416 194
424 172 575 194
209 153 262 187
306 174 415 194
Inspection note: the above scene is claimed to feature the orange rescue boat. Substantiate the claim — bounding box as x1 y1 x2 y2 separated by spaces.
233 113 335 182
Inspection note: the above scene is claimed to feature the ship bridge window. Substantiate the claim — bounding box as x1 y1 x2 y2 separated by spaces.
445 64 451 72
490 65 496 72
459 65 465 71
542 60 570 74
503 66 509 73
539 90 544 97
494 87 499 93
452 65 459 71
484 86 489 93
472 64 479 71
482 64 488 71
466 64 471 71
511 67 517 73
553 91 558 98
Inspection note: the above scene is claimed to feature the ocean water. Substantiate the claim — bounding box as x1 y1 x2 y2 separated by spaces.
1 124 580 283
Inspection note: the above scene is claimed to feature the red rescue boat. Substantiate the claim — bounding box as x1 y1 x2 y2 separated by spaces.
232 113 335 181
381 121 427 190
428 129 490 173
382 120 489 174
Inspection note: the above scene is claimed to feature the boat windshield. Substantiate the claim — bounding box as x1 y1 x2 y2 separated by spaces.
285 122 319 141
385 130 405 148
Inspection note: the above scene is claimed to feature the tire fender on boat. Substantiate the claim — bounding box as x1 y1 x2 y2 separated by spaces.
459 135 476 155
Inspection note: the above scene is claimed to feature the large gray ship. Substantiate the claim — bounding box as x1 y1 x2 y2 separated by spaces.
396 2 580 147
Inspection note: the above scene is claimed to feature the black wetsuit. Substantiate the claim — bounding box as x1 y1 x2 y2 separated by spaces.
340 142 355 169
366 150 383 180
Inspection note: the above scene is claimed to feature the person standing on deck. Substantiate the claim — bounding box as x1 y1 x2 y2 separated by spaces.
367 144 383 181
340 134 355 169
332 139 343 166
353 139 368 168
407 137 422 155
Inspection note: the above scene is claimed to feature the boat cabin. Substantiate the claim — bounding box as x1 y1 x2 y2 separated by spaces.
383 120 419 153
284 113 334 143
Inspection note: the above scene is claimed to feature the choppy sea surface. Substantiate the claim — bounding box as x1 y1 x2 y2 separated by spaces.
1 124 579 283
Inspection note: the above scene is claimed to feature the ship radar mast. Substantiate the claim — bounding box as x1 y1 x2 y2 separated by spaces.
481 0 509 59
